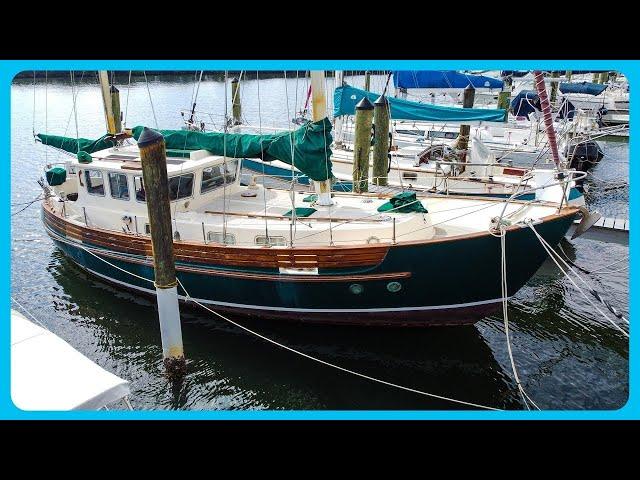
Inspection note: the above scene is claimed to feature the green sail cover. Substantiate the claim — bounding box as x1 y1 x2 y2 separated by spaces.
131 118 333 182
377 191 428 213
334 85 507 122
36 133 117 155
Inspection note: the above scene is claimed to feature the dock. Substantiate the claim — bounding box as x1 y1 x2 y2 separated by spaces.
568 216 629 245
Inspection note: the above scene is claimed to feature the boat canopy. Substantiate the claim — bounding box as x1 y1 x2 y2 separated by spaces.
334 85 507 122
11 309 130 410
393 71 503 89
559 82 607 96
510 90 541 118
38 118 334 182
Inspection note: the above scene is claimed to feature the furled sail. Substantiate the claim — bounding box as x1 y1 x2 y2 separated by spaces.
393 71 504 90
37 119 334 182
36 133 117 155
333 85 507 122
559 82 607 96
131 119 333 182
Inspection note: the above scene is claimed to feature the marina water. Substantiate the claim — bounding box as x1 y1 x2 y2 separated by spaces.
10 73 629 410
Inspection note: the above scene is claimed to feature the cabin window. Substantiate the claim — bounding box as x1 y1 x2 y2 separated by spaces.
402 172 418 181
200 159 238 194
207 231 236 245
134 176 146 202
85 170 105 196
108 172 130 200
144 224 151 235
168 173 194 201
255 235 286 246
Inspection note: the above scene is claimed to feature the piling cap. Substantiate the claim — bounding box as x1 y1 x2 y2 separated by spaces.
464 84 476 92
137 127 164 147
374 94 388 106
356 97 374 111
231 77 239 83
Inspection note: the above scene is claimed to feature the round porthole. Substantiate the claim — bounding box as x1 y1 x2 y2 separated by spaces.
387 281 402 293
349 283 364 295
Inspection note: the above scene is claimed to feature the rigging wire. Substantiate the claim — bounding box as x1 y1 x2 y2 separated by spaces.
143 71 159 129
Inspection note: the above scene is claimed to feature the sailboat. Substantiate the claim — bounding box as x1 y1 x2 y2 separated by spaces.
35 70 588 326
242 80 586 203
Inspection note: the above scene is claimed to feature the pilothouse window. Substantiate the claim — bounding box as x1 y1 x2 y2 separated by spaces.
85 170 105 196
200 159 238 194
134 176 146 202
108 173 130 200
168 173 194 201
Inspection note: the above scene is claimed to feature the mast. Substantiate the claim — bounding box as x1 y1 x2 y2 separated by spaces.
98 71 120 135
333 70 345 147
532 70 561 168
310 70 334 206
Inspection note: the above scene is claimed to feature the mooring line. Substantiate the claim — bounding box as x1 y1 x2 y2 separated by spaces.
527 221 629 337
53 232 501 410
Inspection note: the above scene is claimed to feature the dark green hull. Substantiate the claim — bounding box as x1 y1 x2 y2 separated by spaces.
43 208 576 326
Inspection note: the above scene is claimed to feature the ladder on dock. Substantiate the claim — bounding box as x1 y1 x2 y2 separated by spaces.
568 216 629 245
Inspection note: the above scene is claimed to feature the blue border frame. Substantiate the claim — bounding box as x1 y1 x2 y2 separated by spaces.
3 60 635 419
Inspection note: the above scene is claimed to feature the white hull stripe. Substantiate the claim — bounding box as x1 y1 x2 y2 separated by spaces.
73 260 508 314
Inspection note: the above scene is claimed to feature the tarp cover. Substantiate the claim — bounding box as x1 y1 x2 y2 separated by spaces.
132 119 333 181
334 85 507 122
393 71 504 89
510 90 541 119
559 82 607 96
11 310 130 410
377 191 428 213
36 133 117 155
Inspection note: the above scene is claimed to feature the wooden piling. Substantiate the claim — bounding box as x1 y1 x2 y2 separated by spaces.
372 95 390 186
364 71 371 91
231 77 242 125
497 90 510 122
456 85 475 171
138 127 186 379
565 70 572 82
352 97 374 193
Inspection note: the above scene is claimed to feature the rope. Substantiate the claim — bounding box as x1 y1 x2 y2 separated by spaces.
174 278 501 411
11 296 50 330
527 221 628 336
499 227 540 410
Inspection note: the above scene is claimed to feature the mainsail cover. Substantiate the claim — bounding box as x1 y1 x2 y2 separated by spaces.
559 82 607 96
334 85 507 122
36 133 117 154
38 119 334 182
393 71 504 89
131 119 333 181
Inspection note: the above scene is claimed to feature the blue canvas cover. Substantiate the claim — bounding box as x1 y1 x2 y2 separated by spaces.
559 82 607 96
393 71 503 89
334 85 507 122
510 90 541 119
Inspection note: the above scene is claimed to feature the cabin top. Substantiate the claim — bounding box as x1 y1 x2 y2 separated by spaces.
77 144 228 174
